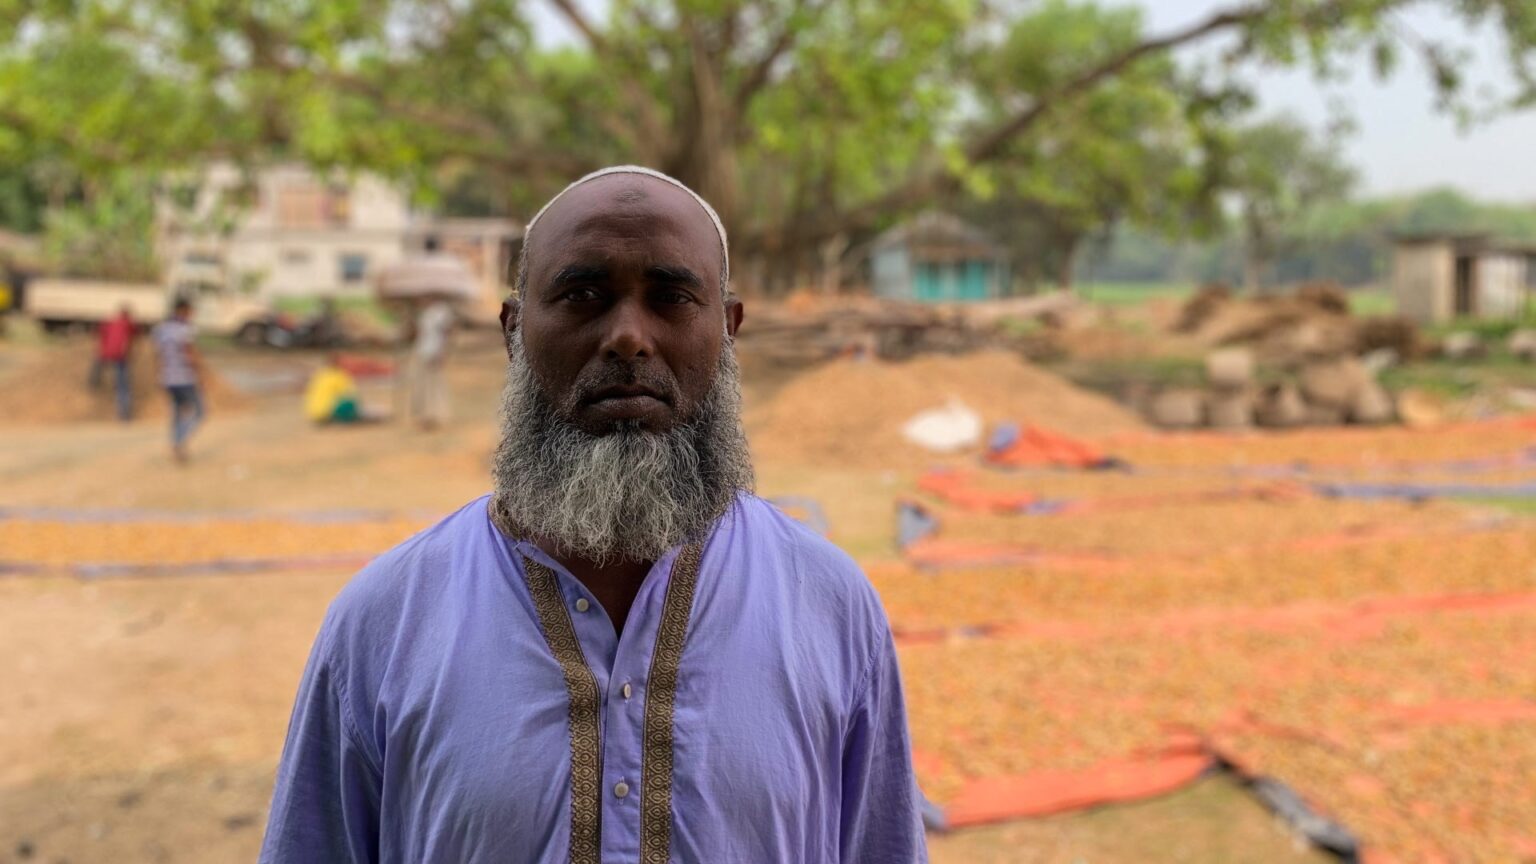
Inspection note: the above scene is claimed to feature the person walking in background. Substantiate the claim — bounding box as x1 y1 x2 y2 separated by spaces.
152 298 205 463
91 304 136 420
409 296 454 430
376 235 471 430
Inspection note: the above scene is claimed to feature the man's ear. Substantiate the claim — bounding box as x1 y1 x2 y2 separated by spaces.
725 298 744 338
499 299 520 361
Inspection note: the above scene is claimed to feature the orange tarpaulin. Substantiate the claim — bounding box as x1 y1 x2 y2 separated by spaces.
943 739 1213 827
917 469 1038 513
918 468 1307 517
987 424 1111 469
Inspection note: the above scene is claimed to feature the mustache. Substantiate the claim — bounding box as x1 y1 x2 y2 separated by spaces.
492 330 754 565
565 360 679 409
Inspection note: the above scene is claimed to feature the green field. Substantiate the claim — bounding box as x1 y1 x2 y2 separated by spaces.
1347 288 1394 316
1075 281 1399 316
1077 281 1194 306
1465 497 1536 516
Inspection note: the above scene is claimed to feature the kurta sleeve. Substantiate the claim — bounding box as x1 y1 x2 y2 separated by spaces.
839 626 928 863
260 634 381 864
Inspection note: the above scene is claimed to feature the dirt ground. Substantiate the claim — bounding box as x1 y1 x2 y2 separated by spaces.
2 329 1533 862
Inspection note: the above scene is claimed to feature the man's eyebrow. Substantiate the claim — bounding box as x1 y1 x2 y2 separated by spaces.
547 264 608 291
646 265 705 290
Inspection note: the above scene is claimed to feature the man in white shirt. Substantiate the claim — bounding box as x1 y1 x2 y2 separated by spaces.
409 297 454 430
151 297 204 462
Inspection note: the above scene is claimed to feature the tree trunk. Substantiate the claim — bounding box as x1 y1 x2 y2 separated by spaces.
1241 205 1268 294
1242 253 1263 294
666 21 739 235
1056 232 1082 292
819 233 849 295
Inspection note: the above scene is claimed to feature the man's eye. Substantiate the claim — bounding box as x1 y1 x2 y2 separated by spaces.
561 288 599 303
658 291 694 305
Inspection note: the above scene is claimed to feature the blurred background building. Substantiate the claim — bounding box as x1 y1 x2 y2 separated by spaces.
159 163 519 323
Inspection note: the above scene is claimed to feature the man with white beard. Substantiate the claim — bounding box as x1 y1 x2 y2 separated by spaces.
261 167 926 863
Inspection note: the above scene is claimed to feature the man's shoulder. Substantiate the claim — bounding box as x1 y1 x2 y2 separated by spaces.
728 494 894 690
729 493 885 618
320 496 494 651
733 492 854 562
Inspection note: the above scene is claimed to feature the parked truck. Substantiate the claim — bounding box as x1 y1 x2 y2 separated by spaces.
23 269 275 339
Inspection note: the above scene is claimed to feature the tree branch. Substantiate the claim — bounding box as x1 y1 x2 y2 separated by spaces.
732 1 827 115
545 0 671 163
0 106 131 168
962 5 1265 166
322 71 508 141
748 0 1408 249
545 0 606 49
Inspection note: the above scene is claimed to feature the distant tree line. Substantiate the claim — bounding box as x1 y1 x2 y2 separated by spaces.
1079 186 1536 289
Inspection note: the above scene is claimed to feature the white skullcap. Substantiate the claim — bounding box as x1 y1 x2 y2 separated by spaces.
524 165 729 287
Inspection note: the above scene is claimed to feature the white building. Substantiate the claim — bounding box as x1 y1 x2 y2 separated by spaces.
1391 233 1535 325
159 163 520 322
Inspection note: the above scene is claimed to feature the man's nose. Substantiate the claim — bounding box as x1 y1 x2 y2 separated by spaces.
598 298 656 361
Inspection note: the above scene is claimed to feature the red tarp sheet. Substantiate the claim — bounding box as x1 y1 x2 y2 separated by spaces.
987 424 1110 469
943 738 1213 827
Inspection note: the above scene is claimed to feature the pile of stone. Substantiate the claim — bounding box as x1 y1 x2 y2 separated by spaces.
1144 346 1395 430
740 294 1079 366
1175 281 1424 364
1513 330 1536 362
1438 329 1536 362
1144 281 1424 430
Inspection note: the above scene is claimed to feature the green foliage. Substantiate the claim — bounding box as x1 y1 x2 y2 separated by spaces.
1225 114 1356 289
962 2 1238 288
0 171 45 233
1426 306 1536 341
1 0 1534 293
271 294 398 329
1381 343 1536 400
39 174 160 280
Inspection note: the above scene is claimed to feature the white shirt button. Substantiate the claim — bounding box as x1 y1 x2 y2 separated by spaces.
622 682 633 700
614 781 629 799
574 598 590 612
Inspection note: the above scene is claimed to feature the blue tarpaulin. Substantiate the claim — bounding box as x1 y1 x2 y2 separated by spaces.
897 501 941 549
1312 481 1536 501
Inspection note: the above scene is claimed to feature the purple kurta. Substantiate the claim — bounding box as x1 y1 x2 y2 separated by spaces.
260 493 927 863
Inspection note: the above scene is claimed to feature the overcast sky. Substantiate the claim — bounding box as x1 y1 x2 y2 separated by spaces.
530 1 1536 202
1143 0 1536 202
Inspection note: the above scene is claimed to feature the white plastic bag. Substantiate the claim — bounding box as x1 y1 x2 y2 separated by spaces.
901 398 982 453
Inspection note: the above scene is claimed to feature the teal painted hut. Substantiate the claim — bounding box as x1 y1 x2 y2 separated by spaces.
868 212 1010 303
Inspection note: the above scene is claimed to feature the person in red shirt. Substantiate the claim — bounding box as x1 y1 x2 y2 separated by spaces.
91 305 136 420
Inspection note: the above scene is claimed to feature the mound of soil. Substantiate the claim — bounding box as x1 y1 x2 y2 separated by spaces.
746 350 1144 467
0 341 247 426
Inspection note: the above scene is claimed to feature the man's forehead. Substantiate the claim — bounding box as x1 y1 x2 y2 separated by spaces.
530 176 722 268
539 177 713 241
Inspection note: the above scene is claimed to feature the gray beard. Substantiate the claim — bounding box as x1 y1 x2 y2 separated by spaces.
490 330 754 565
